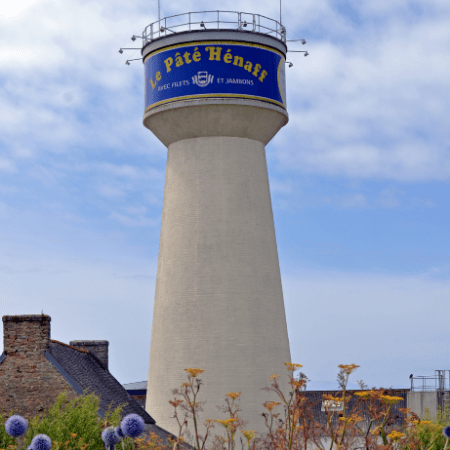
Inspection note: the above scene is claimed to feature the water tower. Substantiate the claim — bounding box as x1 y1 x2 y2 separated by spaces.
136 11 293 436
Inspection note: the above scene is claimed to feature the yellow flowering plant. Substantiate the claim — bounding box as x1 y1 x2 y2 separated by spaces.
350 388 410 448
156 364 450 450
170 368 213 450
316 364 361 450
259 363 322 450
212 392 248 450
399 407 450 450
239 430 256 450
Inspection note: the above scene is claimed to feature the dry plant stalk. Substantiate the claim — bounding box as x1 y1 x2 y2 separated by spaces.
167 364 429 450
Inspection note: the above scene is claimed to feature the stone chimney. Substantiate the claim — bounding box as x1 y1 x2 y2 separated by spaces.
2 314 51 356
69 340 109 370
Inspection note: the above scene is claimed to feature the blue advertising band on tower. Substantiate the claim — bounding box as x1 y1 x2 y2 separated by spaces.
144 41 287 111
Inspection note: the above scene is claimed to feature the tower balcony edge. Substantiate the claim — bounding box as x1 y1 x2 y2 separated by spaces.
143 99 288 147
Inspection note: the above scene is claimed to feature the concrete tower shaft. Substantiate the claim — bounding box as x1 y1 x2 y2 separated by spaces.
142 25 291 436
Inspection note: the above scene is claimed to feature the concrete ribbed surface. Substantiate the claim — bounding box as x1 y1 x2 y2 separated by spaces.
146 136 291 437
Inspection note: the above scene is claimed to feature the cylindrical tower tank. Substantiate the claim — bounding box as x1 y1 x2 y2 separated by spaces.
142 11 292 437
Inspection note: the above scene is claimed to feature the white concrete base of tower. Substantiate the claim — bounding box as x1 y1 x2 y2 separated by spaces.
146 136 291 437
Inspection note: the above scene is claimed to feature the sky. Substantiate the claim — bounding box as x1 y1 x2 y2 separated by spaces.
1 0 449 395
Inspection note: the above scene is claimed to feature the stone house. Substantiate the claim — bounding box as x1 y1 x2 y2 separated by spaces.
0 314 180 446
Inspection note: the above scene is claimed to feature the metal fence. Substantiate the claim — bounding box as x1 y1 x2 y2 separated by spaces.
142 11 286 45
410 370 450 392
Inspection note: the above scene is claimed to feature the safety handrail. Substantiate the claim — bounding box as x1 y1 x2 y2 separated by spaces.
142 10 286 45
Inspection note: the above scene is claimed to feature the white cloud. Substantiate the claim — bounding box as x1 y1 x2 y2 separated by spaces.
9 146 35 160
375 186 406 208
109 211 159 227
0 184 19 194
29 165 64 186
0 201 12 216
123 205 147 215
270 178 294 194
274 186 369 210
0 158 16 173
338 192 367 208
2 0 447 184
277 8 450 181
0 0 448 396
143 193 161 205
357 0 450 16
99 163 143 179
1 0 46 19
411 196 434 207
98 185 126 199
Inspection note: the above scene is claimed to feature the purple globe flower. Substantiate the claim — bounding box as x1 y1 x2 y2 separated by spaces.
120 414 145 438
115 426 125 439
443 425 450 438
102 426 121 448
30 434 52 450
5 415 28 438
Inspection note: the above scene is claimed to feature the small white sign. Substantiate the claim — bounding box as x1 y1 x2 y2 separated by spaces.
321 400 344 412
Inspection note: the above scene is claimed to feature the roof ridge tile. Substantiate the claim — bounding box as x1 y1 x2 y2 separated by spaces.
50 339 91 354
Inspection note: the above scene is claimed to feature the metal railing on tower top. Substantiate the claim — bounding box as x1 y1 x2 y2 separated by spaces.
410 370 450 392
141 11 286 45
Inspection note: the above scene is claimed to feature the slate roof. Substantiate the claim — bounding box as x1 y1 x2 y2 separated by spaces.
122 381 148 394
44 340 156 424
0 340 192 448
45 341 192 446
123 381 148 390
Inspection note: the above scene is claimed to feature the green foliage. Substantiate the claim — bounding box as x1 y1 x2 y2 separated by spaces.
2 370 450 450
400 406 450 450
433 404 450 426
0 388 137 450
0 405 20 450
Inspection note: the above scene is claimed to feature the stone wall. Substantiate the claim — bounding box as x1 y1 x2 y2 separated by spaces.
0 315 79 421
69 340 109 370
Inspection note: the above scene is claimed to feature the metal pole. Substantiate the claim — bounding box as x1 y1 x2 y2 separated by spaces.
157 0 160 37
280 0 282 25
